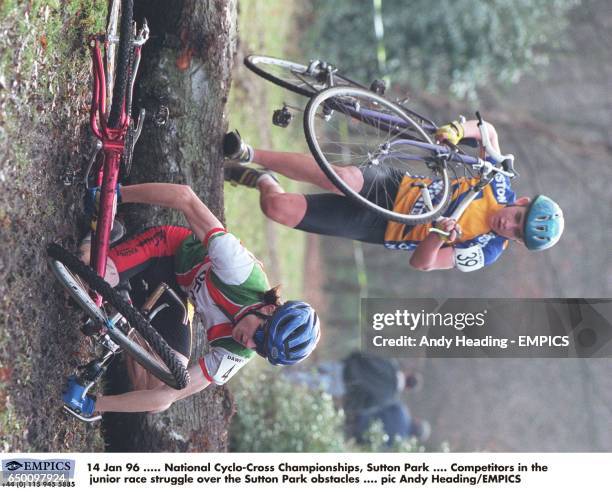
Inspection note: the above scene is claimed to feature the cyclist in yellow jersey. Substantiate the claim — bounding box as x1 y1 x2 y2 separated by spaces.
224 120 563 273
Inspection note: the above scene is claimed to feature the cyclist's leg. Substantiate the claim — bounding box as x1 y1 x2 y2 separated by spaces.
258 180 386 242
252 149 364 193
258 180 387 242
258 178 308 228
258 163 402 236
295 192 387 243
127 350 189 393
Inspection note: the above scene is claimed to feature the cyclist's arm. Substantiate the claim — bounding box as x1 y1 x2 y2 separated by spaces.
121 183 223 241
409 234 455 271
95 364 210 414
461 119 500 154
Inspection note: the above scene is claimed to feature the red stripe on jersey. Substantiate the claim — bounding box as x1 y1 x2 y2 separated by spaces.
207 323 233 342
198 358 213 382
205 270 242 317
175 257 210 288
204 228 227 247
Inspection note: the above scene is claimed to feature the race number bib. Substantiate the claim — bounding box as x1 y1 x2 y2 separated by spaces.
203 346 251 385
454 245 485 272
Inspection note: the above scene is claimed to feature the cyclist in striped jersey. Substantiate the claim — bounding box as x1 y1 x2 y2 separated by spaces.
63 182 320 418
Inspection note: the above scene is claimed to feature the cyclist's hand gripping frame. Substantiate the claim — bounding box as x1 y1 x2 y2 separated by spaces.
430 112 517 238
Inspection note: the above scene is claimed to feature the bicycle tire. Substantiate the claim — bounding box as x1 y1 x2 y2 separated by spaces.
105 0 121 117
47 243 189 390
245 54 359 97
108 0 134 129
304 86 451 225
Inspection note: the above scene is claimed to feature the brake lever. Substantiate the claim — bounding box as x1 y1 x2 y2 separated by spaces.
502 158 519 178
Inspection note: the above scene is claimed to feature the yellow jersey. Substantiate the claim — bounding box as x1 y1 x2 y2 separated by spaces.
384 174 516 272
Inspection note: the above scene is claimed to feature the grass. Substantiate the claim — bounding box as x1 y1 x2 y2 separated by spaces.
0 1 106 96
0 1 107 175
224 0 309 300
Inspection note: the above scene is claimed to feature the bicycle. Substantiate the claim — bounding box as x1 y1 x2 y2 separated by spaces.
246 54 517 227
244 54 437 131
244 54 361 97
47 0 189 421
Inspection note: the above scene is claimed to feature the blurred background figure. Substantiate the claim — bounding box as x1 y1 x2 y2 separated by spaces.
342 351 429 445
285 351 429 446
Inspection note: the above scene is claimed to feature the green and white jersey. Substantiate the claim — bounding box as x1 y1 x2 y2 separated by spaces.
174 228 270 385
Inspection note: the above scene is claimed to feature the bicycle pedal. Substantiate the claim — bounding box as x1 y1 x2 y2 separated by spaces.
272 106 293 128
153 105 169 127
370 79 386 95
62 405 102 423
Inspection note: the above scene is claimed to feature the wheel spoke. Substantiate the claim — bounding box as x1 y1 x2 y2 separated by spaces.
305 86 451 225
47 243 189 389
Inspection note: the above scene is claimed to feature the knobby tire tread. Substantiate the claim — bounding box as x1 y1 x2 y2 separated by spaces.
47 243 189 390
108 0 134 129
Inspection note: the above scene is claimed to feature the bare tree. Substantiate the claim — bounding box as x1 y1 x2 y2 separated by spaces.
104 0 238 452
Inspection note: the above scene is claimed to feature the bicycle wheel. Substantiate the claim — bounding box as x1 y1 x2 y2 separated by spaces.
107 0 134 129
245 54 359 97
47 243 190 390
304 86 451 225
105 0 120 117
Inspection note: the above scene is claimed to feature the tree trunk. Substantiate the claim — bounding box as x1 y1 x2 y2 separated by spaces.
104 0 238 452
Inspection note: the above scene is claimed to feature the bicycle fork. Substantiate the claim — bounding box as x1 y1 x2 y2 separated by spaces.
64 285 188 422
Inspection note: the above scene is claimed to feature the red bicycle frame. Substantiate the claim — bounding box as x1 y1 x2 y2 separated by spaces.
87 37 142 287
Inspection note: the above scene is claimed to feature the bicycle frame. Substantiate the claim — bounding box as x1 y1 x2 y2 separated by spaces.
389 136 515 236
87 32 145 289
302 60 438 130
89 38 123 283
353 106 517 230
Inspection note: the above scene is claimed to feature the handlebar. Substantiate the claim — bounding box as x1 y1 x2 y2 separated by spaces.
475 111 516 170
429 112 519 238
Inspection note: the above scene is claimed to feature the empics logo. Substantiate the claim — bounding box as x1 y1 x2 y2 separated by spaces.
2 459 76 482
4 461 23 471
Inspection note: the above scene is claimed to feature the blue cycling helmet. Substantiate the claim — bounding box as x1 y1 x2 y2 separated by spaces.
253 301 320 366
524 195 564 251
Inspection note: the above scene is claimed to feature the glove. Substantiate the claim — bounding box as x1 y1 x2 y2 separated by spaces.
435 120 464 146
62 376 96 417
84 185 122 231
